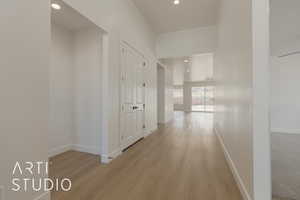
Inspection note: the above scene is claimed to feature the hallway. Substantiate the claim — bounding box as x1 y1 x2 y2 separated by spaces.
50 112 242 200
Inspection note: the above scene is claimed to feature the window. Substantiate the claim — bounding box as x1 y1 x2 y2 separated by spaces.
191 86 214 112
173 87 183 105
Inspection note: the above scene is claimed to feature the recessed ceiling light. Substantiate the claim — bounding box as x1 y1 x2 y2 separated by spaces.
184 59 189 63
51 3 61 10
174 0 180 5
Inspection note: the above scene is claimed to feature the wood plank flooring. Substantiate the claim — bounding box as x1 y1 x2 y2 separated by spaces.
50 112 242 200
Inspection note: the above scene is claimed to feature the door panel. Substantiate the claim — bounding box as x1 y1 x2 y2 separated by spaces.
136 60 144 104
120 44 145 149
124 49 135 104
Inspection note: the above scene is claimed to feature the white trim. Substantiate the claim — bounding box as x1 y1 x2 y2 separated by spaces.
101 33 110 160
33 191 50 200
214 126 252 200
101 148 122 164
49 144 102 158
48 144 72 157
72 144 100 155
271 128 300 135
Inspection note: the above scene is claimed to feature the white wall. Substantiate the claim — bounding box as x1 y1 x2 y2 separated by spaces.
215 0 271 199
73 28 103 155
164 66 174 123
145 59 158 134
156 26 217 58
61 0 157 156
157 64 174 124
50 23 75 156
270 1 300 198
157 66 165 123
50 22 103 157
189 53 213 82
0 1 50 200
270 53 300 133
270 0 300 134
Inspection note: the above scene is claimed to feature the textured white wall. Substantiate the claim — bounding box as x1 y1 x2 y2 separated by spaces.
156 26 217 59
0 1 50 200
50 23 75 156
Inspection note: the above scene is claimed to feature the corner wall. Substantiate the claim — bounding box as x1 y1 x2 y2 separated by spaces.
50 23 75 157
73 28 103 155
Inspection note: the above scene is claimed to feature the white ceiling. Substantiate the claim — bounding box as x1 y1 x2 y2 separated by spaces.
51 0 97 31
132 0 220 33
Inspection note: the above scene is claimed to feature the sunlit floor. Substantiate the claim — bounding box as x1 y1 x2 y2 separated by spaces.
50 111 242 200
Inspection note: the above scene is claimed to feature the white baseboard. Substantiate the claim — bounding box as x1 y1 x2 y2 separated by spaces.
214 126 252 200
101 148 122 164
33 191 50 200
48 144 72 157
49 144 101 158
72 144 100 155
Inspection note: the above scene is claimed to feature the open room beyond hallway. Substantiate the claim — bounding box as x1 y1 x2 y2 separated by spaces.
50 112 242 200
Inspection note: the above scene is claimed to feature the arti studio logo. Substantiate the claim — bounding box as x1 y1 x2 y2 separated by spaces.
11 162 71 192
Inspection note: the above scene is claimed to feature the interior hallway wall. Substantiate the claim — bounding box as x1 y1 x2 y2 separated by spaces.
50 21 103 157
157 65 174 124
62 0 157 156
0 0 50 200
157 66 165 123
50 23 75 157
156 26 217 58
214 0 254 198
270 0 300 134
73 28 103 155
215 0 271 199
270 0 300 198
144 59 158 135
164 66 174 123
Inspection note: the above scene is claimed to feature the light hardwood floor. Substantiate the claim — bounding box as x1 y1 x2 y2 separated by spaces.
50 112 242 200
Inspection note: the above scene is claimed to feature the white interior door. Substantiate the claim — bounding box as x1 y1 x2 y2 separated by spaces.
120 44 145 150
